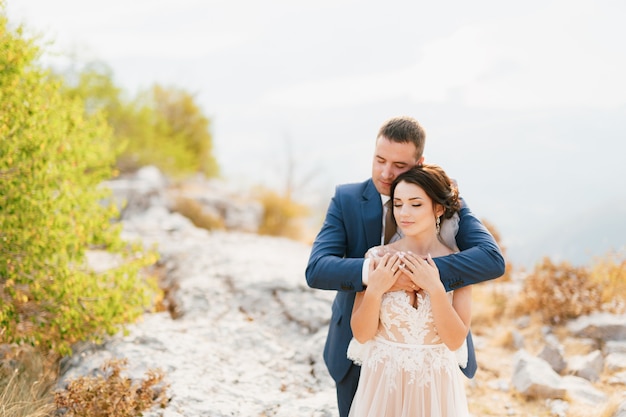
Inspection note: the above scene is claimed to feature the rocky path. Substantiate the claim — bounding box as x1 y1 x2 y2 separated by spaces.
66 206 338 417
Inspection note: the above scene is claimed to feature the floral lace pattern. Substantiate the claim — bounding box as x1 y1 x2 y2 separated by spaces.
378 290 443 345
348 338 456 390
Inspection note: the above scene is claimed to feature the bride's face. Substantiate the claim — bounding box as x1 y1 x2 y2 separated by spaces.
392 181 441 237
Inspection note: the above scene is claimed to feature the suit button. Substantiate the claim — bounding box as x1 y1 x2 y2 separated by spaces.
341 282 354 291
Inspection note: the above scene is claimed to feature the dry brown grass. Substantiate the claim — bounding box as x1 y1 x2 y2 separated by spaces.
1 351 169 417
590 250 626 313
54 358 169 417
510 257 603 324
0 346 57 417
171 195 225 230
470 281 510 330
254 186 310 240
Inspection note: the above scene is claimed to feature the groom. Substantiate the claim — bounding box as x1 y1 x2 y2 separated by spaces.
305 116 505 417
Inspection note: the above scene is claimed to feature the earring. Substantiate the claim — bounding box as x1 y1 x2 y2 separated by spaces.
436 216 441 234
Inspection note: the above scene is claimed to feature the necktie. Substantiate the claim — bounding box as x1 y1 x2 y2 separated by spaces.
384 200 396 244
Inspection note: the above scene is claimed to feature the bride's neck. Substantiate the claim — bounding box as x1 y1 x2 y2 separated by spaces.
396 233 445 257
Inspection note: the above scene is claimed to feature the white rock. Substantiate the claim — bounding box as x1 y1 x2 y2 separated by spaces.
511 350 566 399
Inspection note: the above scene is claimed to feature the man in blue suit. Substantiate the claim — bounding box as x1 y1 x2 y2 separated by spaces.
305 116 505 417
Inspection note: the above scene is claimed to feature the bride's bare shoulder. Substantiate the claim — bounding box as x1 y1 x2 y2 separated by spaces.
365 245 400 259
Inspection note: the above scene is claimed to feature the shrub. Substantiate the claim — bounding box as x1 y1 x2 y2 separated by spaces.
254 187 309 240
54 358 168 417
512 257 602 324
590 250 626 313
61 63 219 179
0 9 158 355
171 195 224 230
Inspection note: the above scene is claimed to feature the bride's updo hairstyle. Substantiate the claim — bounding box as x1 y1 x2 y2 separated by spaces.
390 164 460 220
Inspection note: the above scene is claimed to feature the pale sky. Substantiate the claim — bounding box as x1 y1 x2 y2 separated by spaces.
6 0 626 266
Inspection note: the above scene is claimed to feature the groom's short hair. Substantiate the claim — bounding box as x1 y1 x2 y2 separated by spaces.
377 116 426 159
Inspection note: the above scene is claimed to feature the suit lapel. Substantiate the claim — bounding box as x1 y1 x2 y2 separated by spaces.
361 179 383 249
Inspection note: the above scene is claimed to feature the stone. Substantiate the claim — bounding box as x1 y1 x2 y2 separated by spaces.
561 375 607 406
605 352 626 372
568 313 626 341
538 342 567 373
605 340 626 354
567 350 604 382
511 350 566 399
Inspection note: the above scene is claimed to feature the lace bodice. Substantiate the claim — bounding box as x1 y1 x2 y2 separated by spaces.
378 290 447 345
365 245 453 345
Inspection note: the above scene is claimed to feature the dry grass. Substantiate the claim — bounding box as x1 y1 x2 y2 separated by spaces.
1 349 168 417
171 195 225 230
510 257 603 324
590 250 626 313
470 281 510 330
254 186 309 240
54 358 169 417
0 346 57 417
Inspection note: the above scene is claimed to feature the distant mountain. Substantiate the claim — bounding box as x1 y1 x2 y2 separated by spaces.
507 199 626 269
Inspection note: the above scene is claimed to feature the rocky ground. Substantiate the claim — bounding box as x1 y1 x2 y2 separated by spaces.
60 167 626 417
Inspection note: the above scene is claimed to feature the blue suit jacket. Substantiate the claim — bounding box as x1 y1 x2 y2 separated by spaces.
305 179 505 382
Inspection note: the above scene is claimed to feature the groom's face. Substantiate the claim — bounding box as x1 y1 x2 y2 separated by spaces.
371 136 422 196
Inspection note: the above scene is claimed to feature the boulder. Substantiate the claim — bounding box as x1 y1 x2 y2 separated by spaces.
538 342 567 373
605 352 626 372
561 375 607 406
511 350 566 399
568 313 626 341
567 350 603 382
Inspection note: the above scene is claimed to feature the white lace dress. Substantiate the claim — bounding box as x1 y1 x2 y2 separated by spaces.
347 248 470 417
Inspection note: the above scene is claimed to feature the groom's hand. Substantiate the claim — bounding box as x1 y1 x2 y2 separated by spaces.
387 266 421 292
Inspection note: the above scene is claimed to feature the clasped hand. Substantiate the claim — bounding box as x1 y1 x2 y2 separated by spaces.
368 252 442 295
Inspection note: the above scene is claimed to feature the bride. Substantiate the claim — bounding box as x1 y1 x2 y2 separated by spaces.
347 164 472 417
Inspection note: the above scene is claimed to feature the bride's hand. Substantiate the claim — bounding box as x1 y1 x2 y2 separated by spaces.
399 253 444 294
366 253 402 296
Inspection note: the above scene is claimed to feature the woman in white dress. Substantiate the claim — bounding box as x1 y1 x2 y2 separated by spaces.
347 164 472 417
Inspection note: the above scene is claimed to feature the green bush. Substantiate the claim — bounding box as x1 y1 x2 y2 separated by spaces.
61 62 219 179
0 10 158 355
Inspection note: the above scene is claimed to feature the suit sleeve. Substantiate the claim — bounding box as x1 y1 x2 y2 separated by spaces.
432 198 505 291
305 188 366 292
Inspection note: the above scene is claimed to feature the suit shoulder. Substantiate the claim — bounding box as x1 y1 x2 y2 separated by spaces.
335 179 372 195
